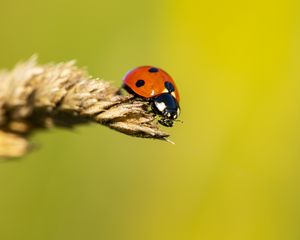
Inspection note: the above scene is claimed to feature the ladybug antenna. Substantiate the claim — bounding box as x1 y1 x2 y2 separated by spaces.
175 119 183 124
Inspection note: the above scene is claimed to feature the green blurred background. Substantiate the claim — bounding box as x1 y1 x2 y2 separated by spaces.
1 0 300 239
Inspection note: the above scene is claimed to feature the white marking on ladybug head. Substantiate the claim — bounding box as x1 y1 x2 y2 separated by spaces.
163 88 169 93
171 92 176 98
155 101 167 112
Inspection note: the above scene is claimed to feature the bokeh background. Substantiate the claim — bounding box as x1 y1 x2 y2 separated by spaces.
1 0 300 239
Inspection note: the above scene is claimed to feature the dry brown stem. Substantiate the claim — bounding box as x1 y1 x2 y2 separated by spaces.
0 57 169 158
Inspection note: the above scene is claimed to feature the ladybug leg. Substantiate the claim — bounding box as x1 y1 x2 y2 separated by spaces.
115 88 122 95
115 84 127 96
158 117 174 127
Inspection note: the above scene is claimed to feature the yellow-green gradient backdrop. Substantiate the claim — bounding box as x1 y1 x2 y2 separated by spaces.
1 0 300 239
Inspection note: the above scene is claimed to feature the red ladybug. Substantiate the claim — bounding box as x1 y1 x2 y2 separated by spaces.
122 66 180 127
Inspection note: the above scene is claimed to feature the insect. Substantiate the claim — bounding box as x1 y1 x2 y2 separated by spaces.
122 66 180 127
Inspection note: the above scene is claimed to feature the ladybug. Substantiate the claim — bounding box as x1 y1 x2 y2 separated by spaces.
122 66 180 127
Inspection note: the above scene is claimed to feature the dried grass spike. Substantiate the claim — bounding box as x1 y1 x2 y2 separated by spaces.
0 57 170 158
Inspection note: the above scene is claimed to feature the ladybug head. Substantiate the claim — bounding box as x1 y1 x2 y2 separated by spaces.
151 93 180 127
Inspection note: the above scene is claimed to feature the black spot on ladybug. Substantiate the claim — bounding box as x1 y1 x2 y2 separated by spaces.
164 81 175 92
148 67 159 73
135 79 145 87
